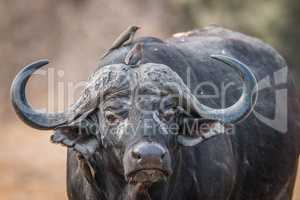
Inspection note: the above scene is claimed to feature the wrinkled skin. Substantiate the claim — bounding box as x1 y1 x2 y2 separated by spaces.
11 26 300 200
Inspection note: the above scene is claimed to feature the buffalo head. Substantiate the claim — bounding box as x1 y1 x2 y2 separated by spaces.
11 54 257 195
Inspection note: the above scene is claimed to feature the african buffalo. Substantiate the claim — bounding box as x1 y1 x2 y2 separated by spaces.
11 26 300 200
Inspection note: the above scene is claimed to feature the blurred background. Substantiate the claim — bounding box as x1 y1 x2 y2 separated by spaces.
0 0 299 199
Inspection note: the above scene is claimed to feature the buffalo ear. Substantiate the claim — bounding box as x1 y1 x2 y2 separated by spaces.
51 128 99 159
51 109 100 159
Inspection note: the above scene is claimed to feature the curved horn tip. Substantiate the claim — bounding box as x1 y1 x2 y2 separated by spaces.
26 59 50 69
37 59 49 65
34 59 49 64
16 59 50 75
210 54 227 59
210 54 233 62
210 54 247 68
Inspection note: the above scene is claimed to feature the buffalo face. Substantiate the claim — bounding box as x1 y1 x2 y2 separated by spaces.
95 64 183 184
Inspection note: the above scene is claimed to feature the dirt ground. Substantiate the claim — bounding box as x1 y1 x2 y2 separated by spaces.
0 121 299 200
0 123 66 200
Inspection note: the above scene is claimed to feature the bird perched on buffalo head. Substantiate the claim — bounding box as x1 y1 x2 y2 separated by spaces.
101 25 140 59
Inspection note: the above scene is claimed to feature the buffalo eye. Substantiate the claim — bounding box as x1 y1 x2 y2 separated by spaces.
104 111 121 125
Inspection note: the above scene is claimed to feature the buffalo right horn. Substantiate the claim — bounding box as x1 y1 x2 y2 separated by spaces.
184 55 258 124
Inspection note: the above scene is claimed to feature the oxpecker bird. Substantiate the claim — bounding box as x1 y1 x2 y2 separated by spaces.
101 25 140 59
